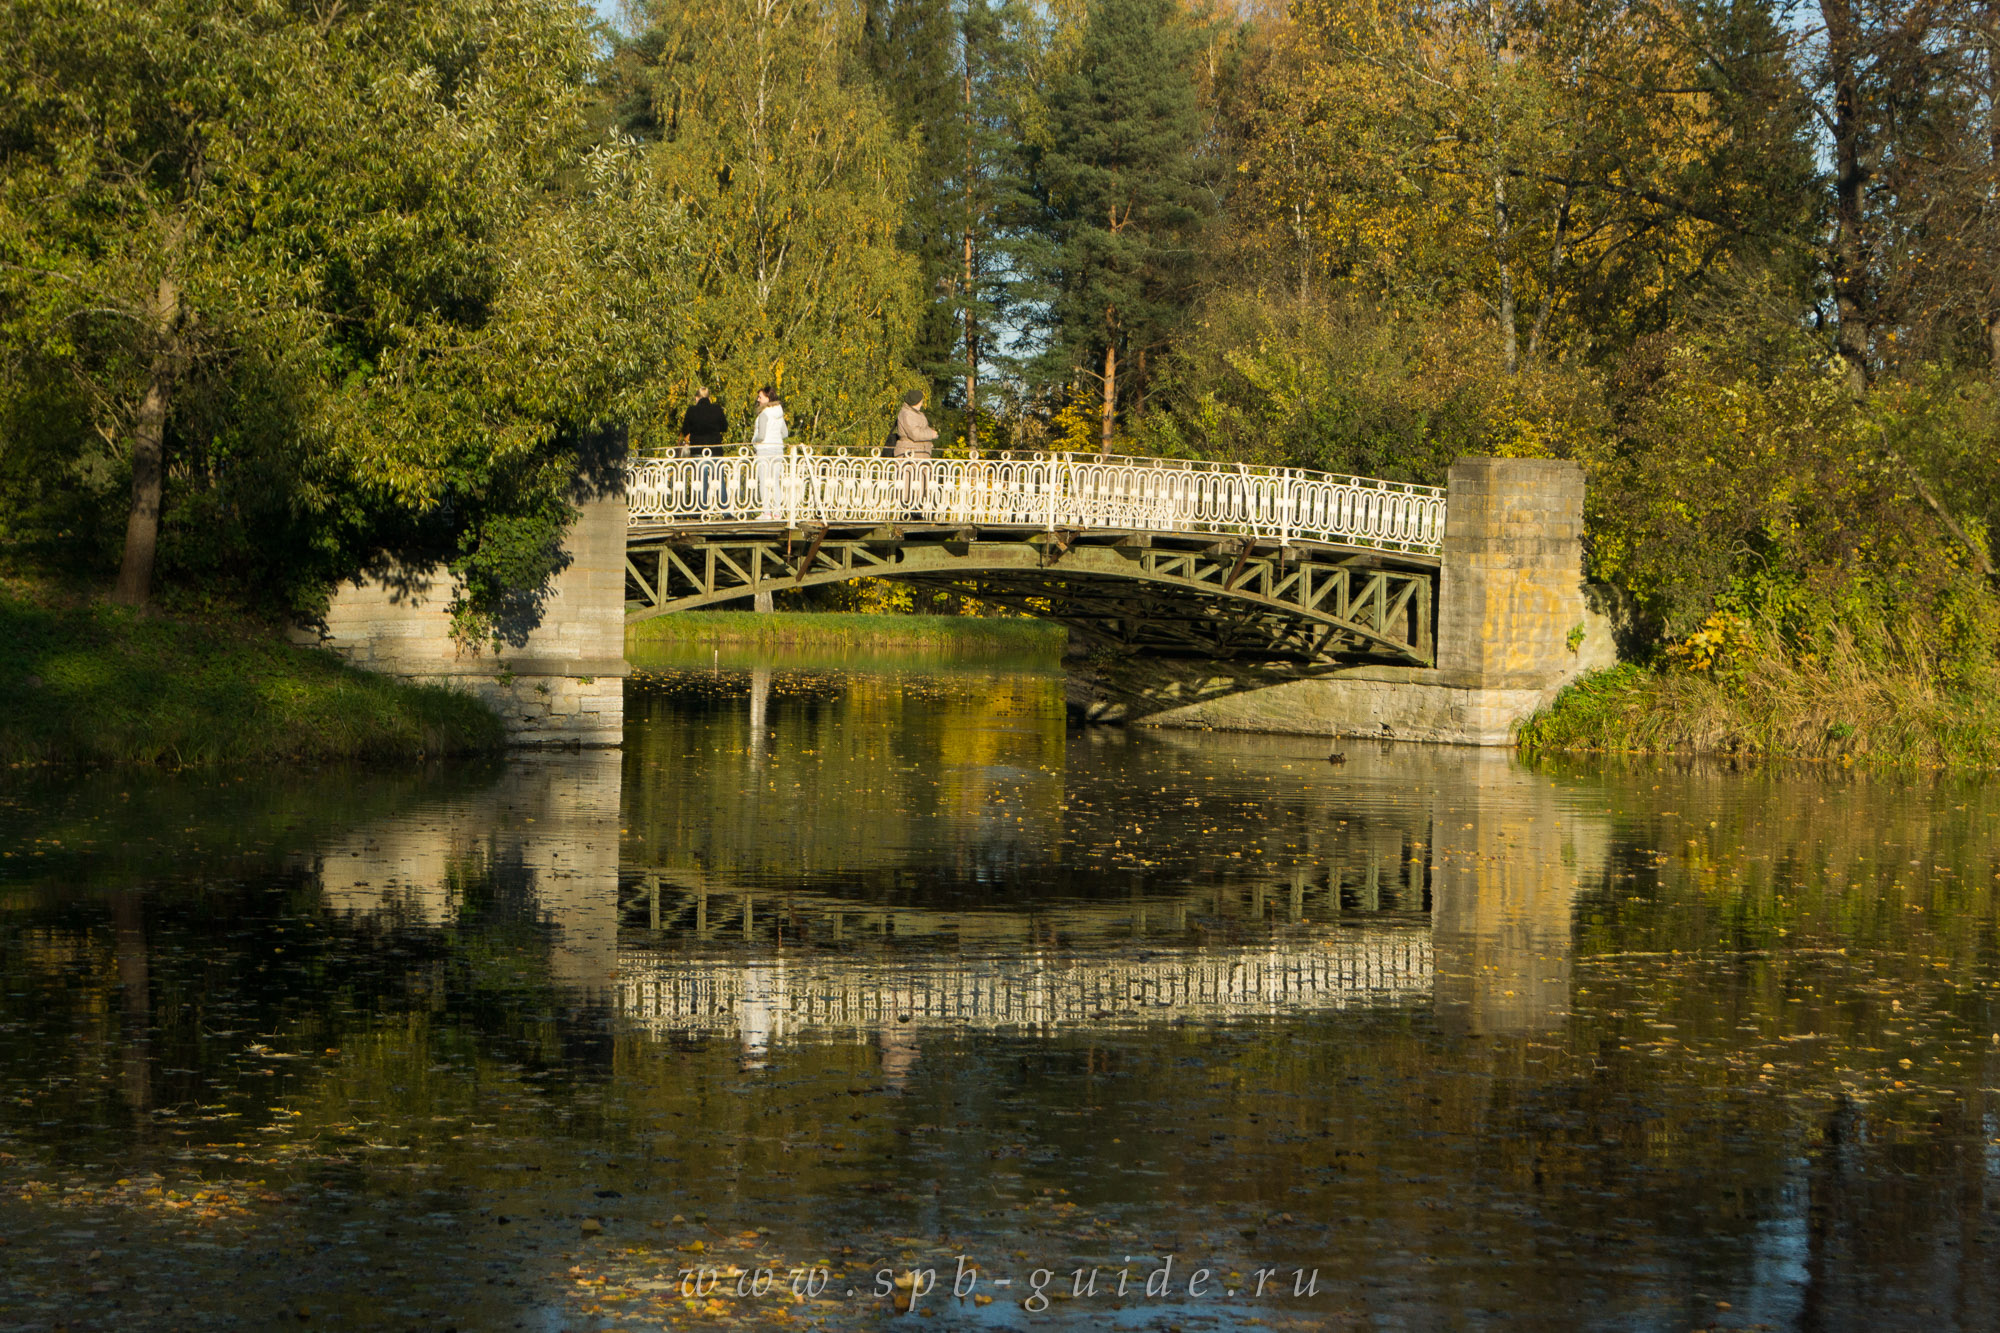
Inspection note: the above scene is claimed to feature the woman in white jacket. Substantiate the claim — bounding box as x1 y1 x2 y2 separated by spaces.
750 385 787 520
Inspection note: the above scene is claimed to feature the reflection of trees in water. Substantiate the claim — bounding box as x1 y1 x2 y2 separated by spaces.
0 754 630 1160
1536 757 2000 1323
8 682 1998 1326
310 750 623 989
0 756 506 892
624 667 1068 892
625 667 1456 910
0 862 565 1153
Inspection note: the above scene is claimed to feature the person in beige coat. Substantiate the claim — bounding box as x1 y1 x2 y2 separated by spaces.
891 389 939 519
892 390 938 457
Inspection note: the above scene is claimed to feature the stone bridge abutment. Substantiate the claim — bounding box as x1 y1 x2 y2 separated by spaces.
292 489 630 745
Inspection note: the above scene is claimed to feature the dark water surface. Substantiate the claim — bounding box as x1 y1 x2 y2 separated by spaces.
3 649 1998 1331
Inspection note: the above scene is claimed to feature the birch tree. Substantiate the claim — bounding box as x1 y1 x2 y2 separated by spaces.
610 0 920 445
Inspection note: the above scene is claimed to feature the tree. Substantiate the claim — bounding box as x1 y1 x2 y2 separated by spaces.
1230 0 1820 372
606 0 920 446
1021 0 1216 453
1833 0 2000 377
860 0 1034 449
0 0 679 632
864 0 965 395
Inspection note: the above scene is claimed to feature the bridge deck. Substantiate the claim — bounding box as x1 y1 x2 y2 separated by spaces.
627 518 1439 564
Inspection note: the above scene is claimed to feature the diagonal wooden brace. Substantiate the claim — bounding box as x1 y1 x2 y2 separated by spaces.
794 526 829 587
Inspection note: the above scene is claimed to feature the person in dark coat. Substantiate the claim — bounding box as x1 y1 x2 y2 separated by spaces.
679 386 729 455
680 385 730 510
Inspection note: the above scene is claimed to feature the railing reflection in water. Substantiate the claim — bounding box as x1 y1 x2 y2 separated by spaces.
617 934 1432 1049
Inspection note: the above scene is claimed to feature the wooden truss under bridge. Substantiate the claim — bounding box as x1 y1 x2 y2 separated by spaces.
625 526 1438 666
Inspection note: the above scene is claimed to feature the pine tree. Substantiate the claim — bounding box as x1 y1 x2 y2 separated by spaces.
864 0 963 395
1022 0 1214 453
864 0 1033 449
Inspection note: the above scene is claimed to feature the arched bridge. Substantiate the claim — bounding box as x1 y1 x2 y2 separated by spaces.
625 448 1446 666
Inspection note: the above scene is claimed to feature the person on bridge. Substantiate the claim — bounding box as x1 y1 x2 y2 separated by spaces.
892 389 939 520
892 389 938 458
751 385 788 520
681 385 731 509
678 386 728 456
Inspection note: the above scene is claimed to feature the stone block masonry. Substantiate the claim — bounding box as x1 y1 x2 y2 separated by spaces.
1436 456 1591 689
1072 457 1617 746
290 490 629 746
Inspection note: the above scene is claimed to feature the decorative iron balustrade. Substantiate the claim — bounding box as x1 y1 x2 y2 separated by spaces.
626 447 1447 555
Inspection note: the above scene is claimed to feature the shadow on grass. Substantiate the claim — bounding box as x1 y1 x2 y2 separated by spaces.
2 594 505 766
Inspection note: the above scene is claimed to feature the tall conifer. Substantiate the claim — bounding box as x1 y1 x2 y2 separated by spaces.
864 0 1029 448
1022 0 1214 453
864 0 963 395
602 0 918 445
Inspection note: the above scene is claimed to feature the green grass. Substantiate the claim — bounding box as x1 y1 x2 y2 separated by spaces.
1520 651 2000 769
1 590 506 766
626 610 1066 655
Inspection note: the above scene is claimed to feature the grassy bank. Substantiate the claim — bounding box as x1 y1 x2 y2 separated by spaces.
1519 652 2000 769
2 590 505 766
626 610 1066 656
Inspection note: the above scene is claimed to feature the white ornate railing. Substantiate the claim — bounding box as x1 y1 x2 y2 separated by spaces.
626 447 1446 555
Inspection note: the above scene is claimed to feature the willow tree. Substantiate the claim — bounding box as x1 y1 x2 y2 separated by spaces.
608 0 919 446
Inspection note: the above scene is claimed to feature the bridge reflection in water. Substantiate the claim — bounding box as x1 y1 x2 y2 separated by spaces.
617 928 1433 1050
308 661 1602 1070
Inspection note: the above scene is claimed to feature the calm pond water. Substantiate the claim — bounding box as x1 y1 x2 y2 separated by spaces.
3 645 1998 1331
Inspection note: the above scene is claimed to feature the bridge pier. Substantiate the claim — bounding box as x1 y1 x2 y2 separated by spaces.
1072 457 1617 744
293 489 630 745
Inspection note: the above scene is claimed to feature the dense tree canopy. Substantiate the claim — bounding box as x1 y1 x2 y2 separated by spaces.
0 0 681 634
1018 0 1216 451
0 0 1995 676
603 0 918 447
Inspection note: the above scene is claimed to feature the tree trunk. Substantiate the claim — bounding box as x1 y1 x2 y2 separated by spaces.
1493 168 1517 375
1489 0 1518 376
1897 453 1997 577
1527 131 1581 363
1524 182 1569 363
1099 342 1117 457
964 40 979 453
112 275 180 608
114 892 150 1111
1989 28 2000 377
1287 130 1312 303
1823 0 1872 396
